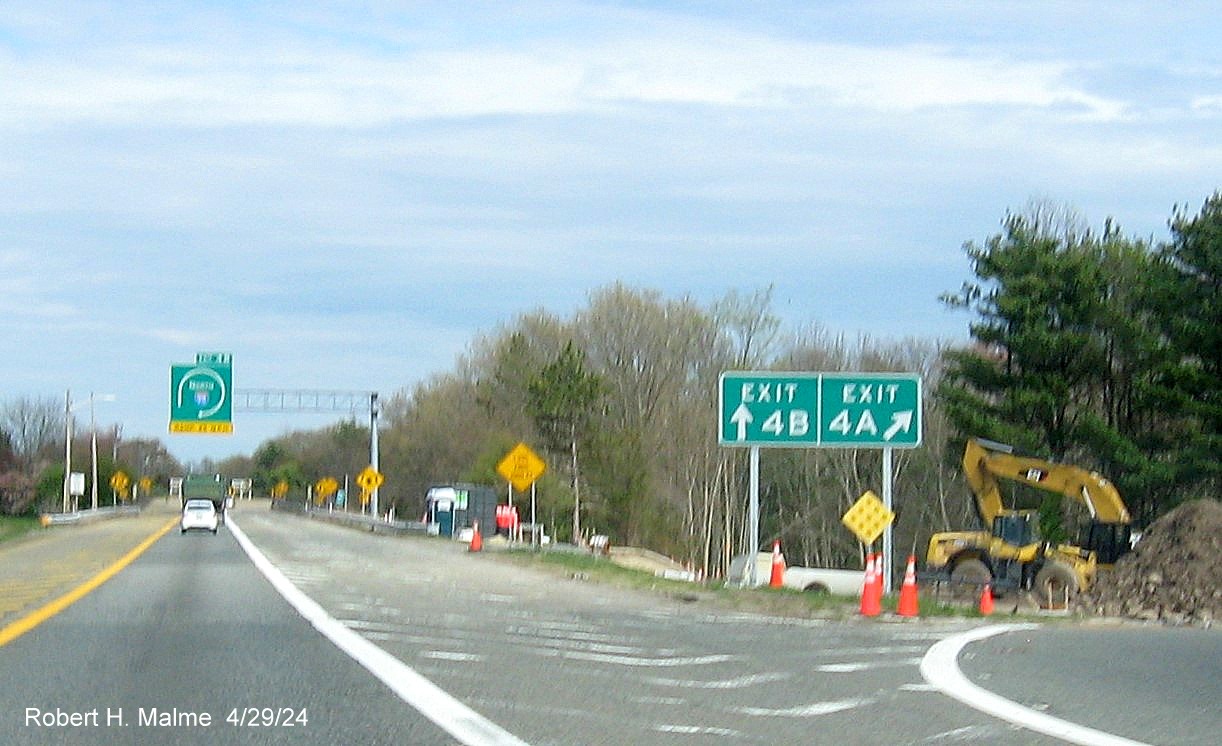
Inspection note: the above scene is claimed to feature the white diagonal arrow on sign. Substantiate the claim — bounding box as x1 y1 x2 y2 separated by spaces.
883 410 913 441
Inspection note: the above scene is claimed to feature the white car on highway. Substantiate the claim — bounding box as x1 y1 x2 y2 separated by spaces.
181 499 219 535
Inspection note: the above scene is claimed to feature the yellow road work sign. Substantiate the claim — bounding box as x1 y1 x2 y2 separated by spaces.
841 490 895 545
496 443 546 492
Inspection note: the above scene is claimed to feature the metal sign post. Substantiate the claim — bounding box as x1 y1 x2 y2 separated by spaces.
882 447 894 592
747 445 760 586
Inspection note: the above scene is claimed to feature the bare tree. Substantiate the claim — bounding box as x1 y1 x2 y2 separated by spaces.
1 395 66 468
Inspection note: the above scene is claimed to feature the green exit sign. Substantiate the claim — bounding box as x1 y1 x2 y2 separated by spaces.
719 371 921 448
169 354 233 435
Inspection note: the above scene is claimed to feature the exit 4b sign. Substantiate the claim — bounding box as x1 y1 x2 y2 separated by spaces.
718 371 921 449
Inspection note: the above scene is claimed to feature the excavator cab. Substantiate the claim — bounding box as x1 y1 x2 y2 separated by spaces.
992 512 1037 547
1081 521 1132 565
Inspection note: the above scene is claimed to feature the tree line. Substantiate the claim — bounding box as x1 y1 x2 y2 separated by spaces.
372 194 1218 577
3 194 1217 582
0 395 180 515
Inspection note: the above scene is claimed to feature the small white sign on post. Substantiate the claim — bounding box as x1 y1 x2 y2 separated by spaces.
69 471 86 497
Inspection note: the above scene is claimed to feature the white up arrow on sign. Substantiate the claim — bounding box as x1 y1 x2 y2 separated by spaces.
730 403 753 441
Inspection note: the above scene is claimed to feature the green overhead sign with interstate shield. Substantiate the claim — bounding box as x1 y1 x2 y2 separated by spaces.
169 353 233 434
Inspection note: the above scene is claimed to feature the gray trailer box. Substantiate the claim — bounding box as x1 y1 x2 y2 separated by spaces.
425 483 498 538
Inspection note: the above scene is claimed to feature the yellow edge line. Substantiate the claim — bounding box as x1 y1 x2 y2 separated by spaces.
0 516 179 647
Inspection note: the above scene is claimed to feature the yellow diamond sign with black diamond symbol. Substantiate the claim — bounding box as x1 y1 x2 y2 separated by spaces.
841 490 894 545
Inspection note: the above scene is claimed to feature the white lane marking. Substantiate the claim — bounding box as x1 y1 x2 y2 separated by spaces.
633 695 686 705
815 657 923 672
422 651 486 663
920 624 1151 746
653 724 743 737
479 593 516 604
505 624 633 645
736 698 871 717
540 649 733 667
645 672 791 689
228 516 529 746
821 645 928 655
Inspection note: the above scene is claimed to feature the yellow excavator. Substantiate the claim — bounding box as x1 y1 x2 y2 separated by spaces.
926 438 1133 606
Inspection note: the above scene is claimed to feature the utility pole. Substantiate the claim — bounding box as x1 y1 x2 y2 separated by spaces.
63 390 71 513
369 392 379 517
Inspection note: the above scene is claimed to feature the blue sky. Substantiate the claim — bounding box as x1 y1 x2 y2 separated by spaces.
2 1 1219 464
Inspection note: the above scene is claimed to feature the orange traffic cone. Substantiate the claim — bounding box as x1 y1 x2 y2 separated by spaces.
897 554 919 617
469 521 483 552
860 552 880 617
769 540 785 588
978 583 994 616
871 553 885 609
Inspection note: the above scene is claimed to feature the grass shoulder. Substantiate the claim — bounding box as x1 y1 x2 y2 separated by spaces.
503 547 871 620
0 515 43 545
500 546 1071 623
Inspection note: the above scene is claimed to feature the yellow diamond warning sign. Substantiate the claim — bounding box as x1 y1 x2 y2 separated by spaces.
841 490 895 546
496 442 546 492
356 466 383 492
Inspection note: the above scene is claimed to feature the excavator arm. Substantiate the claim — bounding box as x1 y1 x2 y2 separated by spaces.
963 438 1131 525
963 438 1133 564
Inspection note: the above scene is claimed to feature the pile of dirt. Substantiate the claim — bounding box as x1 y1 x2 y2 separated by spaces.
1080 499 1222 626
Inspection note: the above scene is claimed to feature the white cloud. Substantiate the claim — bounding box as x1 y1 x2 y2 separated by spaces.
1191 95 1222 113
2 2 1214 462
1 23 1130 129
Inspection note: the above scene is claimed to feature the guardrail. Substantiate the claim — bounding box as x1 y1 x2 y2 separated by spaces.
269 499 427 535
40 505 142 526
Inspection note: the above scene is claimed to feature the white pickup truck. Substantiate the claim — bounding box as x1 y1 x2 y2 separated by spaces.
728 552 865 595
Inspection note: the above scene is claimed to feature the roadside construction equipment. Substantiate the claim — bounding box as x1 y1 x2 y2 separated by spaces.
979 583 994 616
469 521 483 552
860 552 881 617
769 540 785 588
897 554 920 617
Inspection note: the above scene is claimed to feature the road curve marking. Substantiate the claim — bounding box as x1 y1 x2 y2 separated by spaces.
0 516 179 647
227 515 530 746
920 624 1151 746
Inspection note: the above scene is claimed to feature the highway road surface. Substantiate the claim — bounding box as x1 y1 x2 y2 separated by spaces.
1 499 1218 745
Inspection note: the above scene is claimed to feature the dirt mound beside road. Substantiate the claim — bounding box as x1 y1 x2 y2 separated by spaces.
1080 499 1221 626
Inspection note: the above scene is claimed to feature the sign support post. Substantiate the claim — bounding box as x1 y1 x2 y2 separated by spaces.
882 447 894 593
370 392 379 517
746 446 760 587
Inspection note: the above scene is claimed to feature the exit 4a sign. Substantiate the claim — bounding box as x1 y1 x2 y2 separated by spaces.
718 371 921 449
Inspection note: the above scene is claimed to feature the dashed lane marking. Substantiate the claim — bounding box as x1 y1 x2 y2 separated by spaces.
644 672 791 689
815 657 924 672
228 515 530 746
736 698 873 717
